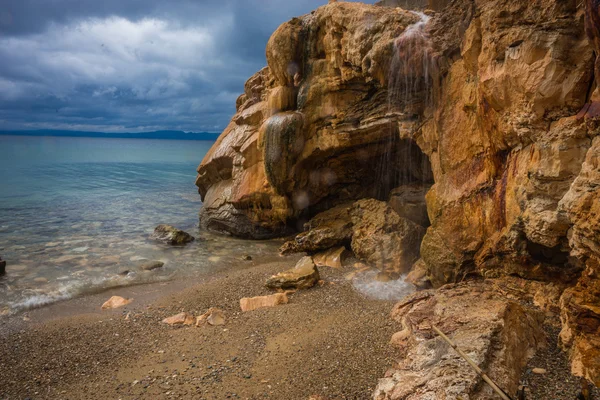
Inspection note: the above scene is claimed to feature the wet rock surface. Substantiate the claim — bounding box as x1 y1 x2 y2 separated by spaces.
281 199 424 275
194 0 600 389
151 225 195 246
139 261 165 271
0 256 5 275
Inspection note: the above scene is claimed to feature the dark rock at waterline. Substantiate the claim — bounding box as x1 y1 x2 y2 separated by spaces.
140 261 165 271
151 225 195 246
0 256 5 276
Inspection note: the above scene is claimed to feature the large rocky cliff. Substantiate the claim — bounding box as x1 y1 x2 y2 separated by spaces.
197 0 600 388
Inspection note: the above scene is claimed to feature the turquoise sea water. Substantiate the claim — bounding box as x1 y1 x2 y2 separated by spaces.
0 135 277 314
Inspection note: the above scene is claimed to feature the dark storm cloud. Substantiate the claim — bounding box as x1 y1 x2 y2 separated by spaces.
0 0 372 133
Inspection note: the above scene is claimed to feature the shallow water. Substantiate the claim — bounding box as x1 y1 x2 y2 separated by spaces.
0 135 280 314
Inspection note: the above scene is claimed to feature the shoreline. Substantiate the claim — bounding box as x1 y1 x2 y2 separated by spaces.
0 254 399 399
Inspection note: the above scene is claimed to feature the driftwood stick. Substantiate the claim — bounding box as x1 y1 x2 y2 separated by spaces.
432 325 514 400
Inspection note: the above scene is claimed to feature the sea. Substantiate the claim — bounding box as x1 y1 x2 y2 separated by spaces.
0 135 280 315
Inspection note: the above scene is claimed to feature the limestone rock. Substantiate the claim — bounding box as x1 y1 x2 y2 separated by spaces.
351 199 425 275
101 296 132 310
139 261 164 271
266 257 320 290
196 308 226 327
279 203 353 255
240 293 289 312
151 225 195 245
374 281 545 399
388 183 431 227
312 247 348 269
404 259 431 289
162 312 195 326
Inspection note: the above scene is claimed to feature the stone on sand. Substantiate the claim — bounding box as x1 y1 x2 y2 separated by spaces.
162 312 195 326
240 293 288 312
101 296 132 310
265 256 320 290
196 308 226 327
151 225 195 245
312 247 347 269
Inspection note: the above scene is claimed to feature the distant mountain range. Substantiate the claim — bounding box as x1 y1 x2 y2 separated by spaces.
0 129 220 141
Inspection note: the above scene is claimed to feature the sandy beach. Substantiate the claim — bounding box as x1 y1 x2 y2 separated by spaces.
0 254 399 400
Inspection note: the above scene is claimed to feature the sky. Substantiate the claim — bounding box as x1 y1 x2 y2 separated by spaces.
0 0 374 133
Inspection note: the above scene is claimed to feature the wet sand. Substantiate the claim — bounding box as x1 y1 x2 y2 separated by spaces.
0 254 398 400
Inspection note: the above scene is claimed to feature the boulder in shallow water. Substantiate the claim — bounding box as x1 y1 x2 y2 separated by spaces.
151 225 195 245
140 260 165 271
266 256 320 290
0 256 5 275
162 312 195 326
240 293 289 312
101 296 132 310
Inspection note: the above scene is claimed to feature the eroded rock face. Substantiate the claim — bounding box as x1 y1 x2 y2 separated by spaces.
196 3 429 239
197 0 600 381
281 199 425 275
374 281 545 399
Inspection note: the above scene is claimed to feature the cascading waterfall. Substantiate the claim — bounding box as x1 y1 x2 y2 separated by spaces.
358 11 434 299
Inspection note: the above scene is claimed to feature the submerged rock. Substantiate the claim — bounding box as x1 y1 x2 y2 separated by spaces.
139 261 165 271
162 312 195 326
266 256 320 290
151 225 195 246
240 293 289 312
101 296 132 310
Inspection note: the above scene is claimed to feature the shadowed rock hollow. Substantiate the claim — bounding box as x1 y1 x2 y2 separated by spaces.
197 0 600 391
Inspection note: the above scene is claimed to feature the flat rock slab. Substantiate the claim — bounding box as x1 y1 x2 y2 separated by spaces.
162 312 195 326
101 296 132 310
266 256 320 290
240 293 289 312
151 225 195 246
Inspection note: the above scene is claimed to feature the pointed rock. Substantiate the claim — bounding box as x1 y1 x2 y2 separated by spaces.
101 296 132 310
266 256 320 290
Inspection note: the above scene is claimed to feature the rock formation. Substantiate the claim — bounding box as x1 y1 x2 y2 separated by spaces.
197 0 600 388
374 281 545 399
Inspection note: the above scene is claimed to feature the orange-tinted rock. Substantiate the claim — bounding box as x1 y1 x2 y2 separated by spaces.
374 281 545 399
265 257 320 290
196 308 226 327
240 293 289 312
101 296 132 310
312 247 348 269
162 312 195 326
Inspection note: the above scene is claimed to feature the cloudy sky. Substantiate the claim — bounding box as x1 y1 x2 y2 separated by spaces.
0 0 374 133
